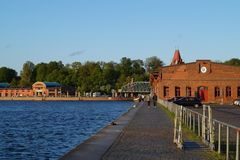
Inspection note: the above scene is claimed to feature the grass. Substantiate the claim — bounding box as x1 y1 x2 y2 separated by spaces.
158 103 226 160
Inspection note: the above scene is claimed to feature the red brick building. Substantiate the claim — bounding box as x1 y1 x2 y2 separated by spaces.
0 83 33 97
150 50 240 104
0 82 61 97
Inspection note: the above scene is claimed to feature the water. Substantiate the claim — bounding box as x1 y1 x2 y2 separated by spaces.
0 101 133 160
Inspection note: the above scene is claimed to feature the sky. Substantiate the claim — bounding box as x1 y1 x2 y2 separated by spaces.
0 0 240 74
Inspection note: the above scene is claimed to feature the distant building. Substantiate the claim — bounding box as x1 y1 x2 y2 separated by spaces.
0 82 63 97
0 83 33 97
32 82 61 97
150 50 240 104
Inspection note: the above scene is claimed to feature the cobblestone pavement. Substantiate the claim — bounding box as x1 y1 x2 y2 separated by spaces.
102 102 216 160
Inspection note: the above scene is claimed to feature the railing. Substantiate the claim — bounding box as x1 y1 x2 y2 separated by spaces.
159 99 240 160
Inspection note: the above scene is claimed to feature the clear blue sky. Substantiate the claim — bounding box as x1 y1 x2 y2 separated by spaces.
0 0 240 74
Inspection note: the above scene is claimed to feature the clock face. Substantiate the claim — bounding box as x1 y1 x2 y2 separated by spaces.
201 66 207 73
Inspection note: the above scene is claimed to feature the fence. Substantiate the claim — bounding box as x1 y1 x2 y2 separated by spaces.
159 99 240 160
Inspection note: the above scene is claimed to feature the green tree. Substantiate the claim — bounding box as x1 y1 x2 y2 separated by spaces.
10 78 19 87
102 62 118 91
34 63 48 81
20 61 35 87
145 56 164 73
0 67 17 83
118 57 132 76
224 58 240 66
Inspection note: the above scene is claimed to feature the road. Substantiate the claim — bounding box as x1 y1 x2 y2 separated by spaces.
191 104 240 128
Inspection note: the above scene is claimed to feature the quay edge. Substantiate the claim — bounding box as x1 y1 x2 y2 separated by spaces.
60 103 140 160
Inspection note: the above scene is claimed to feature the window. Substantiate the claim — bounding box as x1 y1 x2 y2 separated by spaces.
214 87 220 97
238 87 240 97
164 86 169 97
175 87 180 97
186 87 191 97
226 86 231 97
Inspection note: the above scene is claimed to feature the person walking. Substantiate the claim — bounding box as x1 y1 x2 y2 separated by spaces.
152 93 157 108
145 94 150 108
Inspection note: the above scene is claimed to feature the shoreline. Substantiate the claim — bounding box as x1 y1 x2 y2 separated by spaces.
0 97 133 101
60 103 141 160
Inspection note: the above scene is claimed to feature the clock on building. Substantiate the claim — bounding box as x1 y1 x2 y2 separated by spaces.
201 66 207 73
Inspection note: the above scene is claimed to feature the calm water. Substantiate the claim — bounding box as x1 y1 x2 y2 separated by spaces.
0 101 133 160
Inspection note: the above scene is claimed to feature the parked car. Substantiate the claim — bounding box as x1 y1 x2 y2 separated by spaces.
173 97 202 108
168 96 183 102
233 99 240 106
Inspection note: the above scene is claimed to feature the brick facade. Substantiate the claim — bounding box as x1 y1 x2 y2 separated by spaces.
0 88 33 97
151 54 240 104
0 82 62 97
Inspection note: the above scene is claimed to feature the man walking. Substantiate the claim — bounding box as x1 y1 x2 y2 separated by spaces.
152 93 157 108
145 94 150 108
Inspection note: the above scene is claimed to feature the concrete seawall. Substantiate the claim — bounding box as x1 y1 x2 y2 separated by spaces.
0 97 133 101
61 102 219 160
60 103 141 160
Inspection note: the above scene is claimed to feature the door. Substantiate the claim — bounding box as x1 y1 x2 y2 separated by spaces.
198 86 208 102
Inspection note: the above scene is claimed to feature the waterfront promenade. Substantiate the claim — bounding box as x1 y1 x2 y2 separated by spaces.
102 103 219 160
63 102 220 160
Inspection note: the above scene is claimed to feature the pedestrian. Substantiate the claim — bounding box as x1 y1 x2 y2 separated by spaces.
153 93 157 107
145 94 150 108
138 94 142 102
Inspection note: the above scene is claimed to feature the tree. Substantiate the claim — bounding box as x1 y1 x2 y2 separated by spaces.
20 61 35 87
35 63 48 81
145 56 164 73
118 57 132 76
224 58 240 66
0 67 17 83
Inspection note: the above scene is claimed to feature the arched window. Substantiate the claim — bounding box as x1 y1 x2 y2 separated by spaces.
226 86 231 97
214 87 220 97
175 87 180 97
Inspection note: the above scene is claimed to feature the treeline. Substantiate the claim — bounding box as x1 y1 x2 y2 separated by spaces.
0 56 163 95
1 57 239 94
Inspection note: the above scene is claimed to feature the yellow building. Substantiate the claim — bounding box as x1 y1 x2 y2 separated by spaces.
32 82 61 97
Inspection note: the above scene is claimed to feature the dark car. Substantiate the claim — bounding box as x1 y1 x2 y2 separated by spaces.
168 96 183 102
173 97 202 108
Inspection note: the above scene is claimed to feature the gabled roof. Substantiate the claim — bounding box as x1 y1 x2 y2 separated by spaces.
43 82 61 87
170 49 184 65
0 83 10 88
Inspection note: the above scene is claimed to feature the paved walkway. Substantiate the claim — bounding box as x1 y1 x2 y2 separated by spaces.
102 102 216 160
